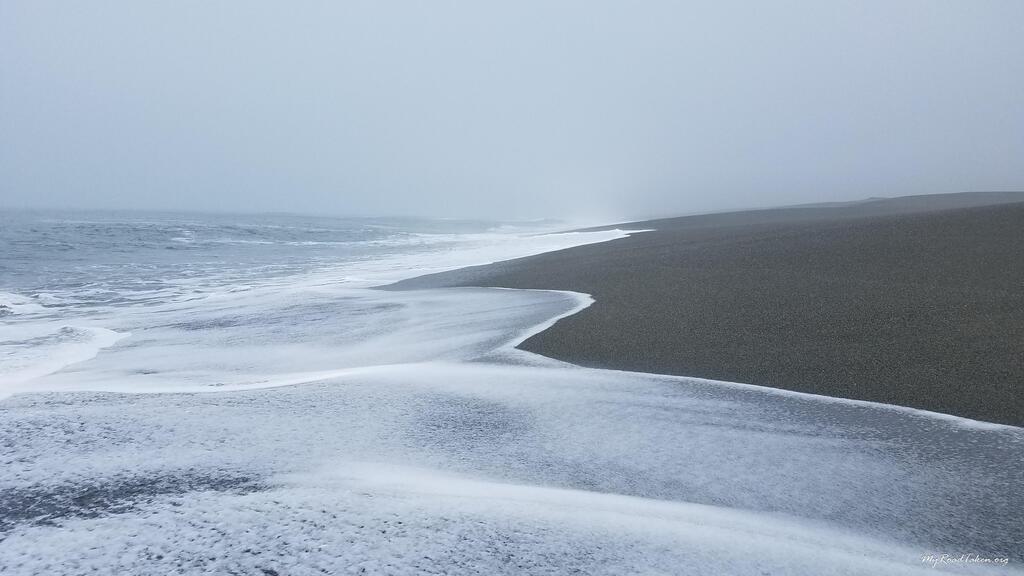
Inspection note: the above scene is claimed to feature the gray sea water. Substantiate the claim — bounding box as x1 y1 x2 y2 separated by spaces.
0 210 537 310
0 210 619 394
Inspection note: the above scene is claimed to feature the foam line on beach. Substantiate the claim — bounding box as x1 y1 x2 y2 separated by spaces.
492 285 1021 432
667 373 1019 432
486 287 595 350
274 462 935 574
0 325 130 398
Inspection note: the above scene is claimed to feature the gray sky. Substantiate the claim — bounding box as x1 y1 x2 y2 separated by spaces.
2 1 1022 221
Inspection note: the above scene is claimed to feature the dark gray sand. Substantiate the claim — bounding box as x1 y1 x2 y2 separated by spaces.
390 192 1024 426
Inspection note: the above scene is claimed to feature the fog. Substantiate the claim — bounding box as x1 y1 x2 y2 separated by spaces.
1 1 1021 221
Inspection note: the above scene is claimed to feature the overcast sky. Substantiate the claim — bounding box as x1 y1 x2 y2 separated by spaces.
1 1 1022 220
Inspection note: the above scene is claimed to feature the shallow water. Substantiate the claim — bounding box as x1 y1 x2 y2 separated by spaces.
0 211 1020 575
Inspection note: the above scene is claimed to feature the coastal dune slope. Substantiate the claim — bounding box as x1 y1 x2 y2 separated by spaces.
390 193 1024 426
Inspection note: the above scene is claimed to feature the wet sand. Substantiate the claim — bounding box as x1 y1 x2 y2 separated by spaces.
390 192 1024 426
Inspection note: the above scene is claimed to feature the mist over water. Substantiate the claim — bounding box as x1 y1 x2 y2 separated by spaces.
2 2 1022 219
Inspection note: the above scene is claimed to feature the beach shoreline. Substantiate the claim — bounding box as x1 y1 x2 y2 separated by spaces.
388 192 1024 426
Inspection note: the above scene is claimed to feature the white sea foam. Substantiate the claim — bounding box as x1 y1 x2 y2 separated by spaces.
0 227 639 397
317 227 637 287
3 357 1020 574
1 222 1020 575
0 460 950 575
0 324 128 398
0 292 47 316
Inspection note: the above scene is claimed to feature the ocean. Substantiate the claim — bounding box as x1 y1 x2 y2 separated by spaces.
1 210 1021 575
0 210 625 396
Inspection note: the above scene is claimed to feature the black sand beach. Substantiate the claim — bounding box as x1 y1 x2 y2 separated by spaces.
392 192 1024 426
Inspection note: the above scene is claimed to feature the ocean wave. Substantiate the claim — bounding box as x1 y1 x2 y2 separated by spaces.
0 292 47 316
0 324 129 395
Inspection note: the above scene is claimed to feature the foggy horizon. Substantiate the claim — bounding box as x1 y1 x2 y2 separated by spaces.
6 190 1024 228
3 1 1023 221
